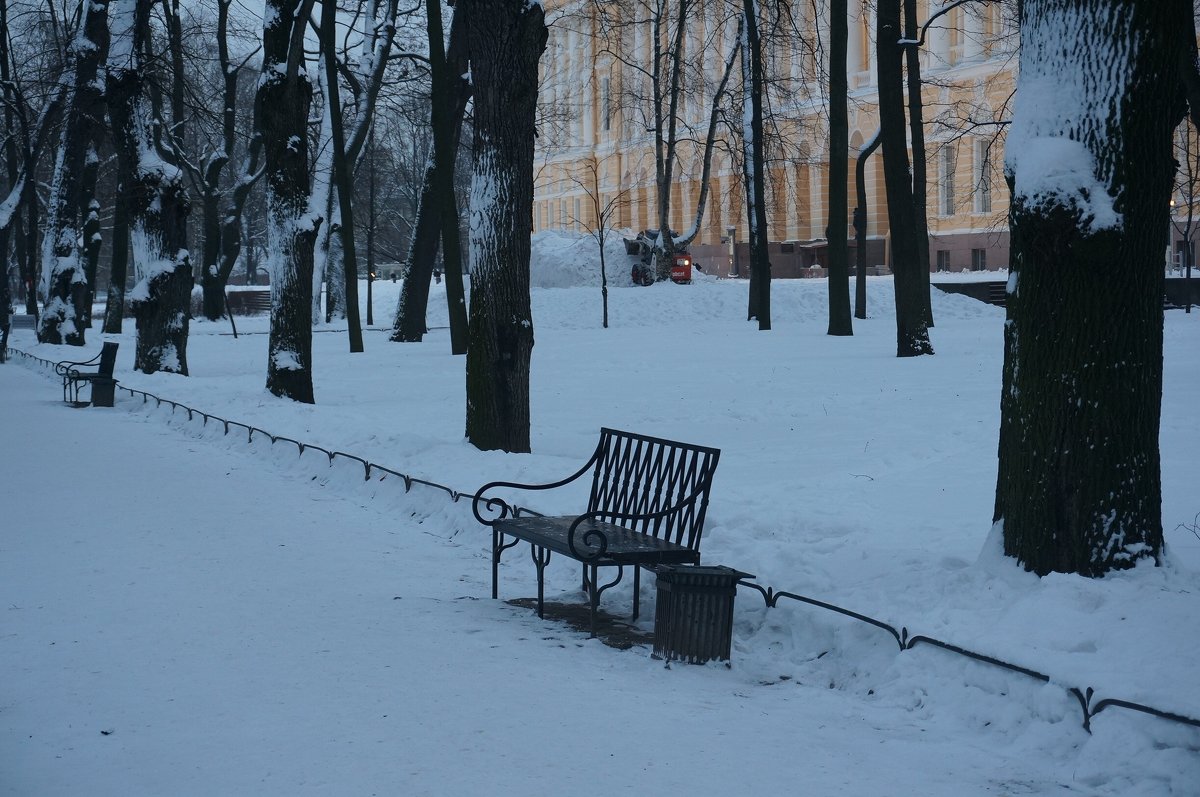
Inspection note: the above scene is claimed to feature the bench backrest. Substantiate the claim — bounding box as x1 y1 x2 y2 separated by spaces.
98 341 119 376
586 428 720 552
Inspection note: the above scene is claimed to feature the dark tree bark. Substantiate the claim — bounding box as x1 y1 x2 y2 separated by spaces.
995 0 1188 576
903 0 932 329
0 0 15 330
427 0 467 355
854 134 881 320
826 0 852 336
259 0 320 402
102 193 129 333
198 0 262 323
107 0 192 375
464 0 547 452
391 9 470 344
741 0 770 330
19 169 37 316
320 0 364 353
876 0 933 356
38 0 110 347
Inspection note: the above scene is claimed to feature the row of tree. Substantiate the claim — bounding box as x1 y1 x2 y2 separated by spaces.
3 0 1194 580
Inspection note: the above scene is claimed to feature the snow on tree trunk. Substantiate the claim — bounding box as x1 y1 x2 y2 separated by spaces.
994 0 1189 576
260 0 320 403
464 0 547 453
741 0 770 330
312 80 338 325
38 0 109 347
107 0 191 376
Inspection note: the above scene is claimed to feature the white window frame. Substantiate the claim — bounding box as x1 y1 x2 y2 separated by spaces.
940 144 956 216
974 139 993 214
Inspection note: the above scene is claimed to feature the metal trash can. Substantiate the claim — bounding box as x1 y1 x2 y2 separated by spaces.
91 378 116 408
653 565 752 666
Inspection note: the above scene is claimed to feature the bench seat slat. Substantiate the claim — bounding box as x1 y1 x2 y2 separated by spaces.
495 516 701 566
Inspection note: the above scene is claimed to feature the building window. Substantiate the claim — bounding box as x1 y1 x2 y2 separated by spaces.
601 76 611 132
971 248 987 271
936 250 951 271
940 144 956 216
560 201 568 228
574 197 582 229
974 139 993 214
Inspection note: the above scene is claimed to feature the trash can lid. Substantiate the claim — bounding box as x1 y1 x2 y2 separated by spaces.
654 564 754 580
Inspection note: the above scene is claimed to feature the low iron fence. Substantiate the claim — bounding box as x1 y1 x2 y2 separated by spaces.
6 344 1199 738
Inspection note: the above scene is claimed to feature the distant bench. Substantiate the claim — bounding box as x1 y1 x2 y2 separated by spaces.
224 290 271 315
54 341 119 407
473 428 721 635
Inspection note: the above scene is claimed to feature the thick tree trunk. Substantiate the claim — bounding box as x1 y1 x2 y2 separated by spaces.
391 10 470 344
37 0 109 346
20 173 37 315
464 0 546 452
391 169 440 341
827 0 852 336
876 0 933 357
198 178 225 320
995 0 1186 575
260 0 319 403
102 194 129 333
904 0 932 328
108 0 191 375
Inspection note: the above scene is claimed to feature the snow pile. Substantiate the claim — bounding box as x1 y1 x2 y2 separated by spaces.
529 229 636 289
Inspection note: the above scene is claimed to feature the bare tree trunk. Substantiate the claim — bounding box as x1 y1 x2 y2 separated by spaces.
427 0 467 355
391 9 469 344
877 0 933 357
260 0 320 402
827 0 852 336
107 0 191 375
321 0 364 352
904 0 932 328
741 0 769 330
38 0 109 346
464 0 546 452
102 193 129 333
854 134 880 320
995 0 1186 575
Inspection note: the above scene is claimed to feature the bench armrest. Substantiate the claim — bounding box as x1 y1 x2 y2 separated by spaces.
566 484 713 562
472 455 600 526
55 351 102 377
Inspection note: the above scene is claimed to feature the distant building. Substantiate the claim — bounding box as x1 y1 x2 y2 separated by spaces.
532 2 1018 275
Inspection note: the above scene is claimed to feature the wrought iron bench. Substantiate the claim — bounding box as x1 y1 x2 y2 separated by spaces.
54 341 119 407
472 428 721 635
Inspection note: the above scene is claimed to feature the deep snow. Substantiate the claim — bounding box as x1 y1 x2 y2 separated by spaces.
3 240 1198 794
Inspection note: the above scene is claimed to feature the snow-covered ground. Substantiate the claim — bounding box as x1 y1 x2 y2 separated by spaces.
3 241 1198 794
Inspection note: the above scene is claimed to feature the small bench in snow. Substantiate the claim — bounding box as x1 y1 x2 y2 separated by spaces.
54 341 119 407
472 428 721 635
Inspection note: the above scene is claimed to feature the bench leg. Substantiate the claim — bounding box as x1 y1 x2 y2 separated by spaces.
588 566 626 638
492 529 501 599
530 545 551 618
633 566 641 621
588 565 599 636
492 529 520 601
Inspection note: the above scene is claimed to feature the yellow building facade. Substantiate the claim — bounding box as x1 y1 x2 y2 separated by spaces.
532 1 1016 274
